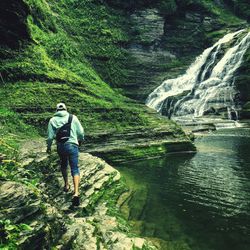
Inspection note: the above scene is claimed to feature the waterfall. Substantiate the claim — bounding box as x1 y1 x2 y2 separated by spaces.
146 30 250 120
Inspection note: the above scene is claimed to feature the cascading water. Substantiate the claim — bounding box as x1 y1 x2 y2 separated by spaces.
146 30 250 120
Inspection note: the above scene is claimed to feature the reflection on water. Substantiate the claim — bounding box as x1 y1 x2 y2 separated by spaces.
118 128 250 250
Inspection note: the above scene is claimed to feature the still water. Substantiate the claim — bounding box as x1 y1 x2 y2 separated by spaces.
118 128 250 250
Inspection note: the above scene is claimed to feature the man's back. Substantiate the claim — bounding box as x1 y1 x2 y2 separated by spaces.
47 110 84 148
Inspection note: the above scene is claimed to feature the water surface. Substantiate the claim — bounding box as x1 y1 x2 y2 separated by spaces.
118 128 250 250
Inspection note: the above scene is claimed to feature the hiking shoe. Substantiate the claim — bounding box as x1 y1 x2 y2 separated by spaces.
63 185 70 192
72 196 80 206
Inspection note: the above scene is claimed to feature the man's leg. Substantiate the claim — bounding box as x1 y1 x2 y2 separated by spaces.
69 144 80 197
58 148 69 190
73 175 80 197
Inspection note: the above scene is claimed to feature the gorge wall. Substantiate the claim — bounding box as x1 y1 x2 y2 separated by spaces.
91 0 250 118
0 0 250 249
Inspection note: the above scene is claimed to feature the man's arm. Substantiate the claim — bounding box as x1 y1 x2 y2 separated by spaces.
47 119 56 153
74 116 84 143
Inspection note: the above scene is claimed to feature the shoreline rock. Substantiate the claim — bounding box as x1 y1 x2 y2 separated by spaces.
0 140 156 249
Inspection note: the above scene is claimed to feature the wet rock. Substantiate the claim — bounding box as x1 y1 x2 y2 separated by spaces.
1 140 155 249
130 8 164 45
185 12 202 23
90 203 149 250
0 181 41 223
202 16 222 32
192 125 216 133
0 181 65 249
203 107 218 115
0 0 30 48
57 217 97 250
84 122 195 164
119 8 176 101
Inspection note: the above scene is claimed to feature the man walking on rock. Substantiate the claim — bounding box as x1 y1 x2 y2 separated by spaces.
47 103 84 206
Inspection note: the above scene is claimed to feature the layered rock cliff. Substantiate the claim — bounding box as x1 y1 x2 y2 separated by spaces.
92 1 249 117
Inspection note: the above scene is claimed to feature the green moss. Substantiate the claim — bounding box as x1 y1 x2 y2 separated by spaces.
0 0 157 136
0 107 38 158
180 0 245 25
223 0 250 21
243 102 250 109
206 29 230 42
158 0 177 16
95 140 195 164
24 0 57 31
0 0 196 166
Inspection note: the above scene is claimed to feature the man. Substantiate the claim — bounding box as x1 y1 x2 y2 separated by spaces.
47 103 84 206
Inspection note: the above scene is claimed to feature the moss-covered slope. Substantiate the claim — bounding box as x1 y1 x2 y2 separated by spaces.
1 0 136 131
0 0 195 163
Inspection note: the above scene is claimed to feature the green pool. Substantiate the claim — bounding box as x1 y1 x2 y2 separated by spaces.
118 128 250 250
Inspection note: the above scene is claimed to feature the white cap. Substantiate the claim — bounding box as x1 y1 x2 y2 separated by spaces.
56 103 67 111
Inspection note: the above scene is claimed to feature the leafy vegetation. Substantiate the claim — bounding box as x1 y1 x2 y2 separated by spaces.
0 107 39 187
223 0 250 21
158 0 177 16
0 220 33 249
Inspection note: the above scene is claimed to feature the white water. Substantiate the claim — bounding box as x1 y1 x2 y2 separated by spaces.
146 30 250 119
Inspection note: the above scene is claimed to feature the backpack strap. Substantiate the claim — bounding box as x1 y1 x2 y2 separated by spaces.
68 114 73 124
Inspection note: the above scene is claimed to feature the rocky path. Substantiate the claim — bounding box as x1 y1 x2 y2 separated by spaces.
0 140 155 249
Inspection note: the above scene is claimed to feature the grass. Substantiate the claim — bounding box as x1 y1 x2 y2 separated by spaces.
1 0 167 138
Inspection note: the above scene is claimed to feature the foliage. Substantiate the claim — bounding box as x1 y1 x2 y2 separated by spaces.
158 0 177 16
223 0 250 21
0 220 32 249
103 0 157 10
0 160 40 193
0 109 40 192
24 0 57 31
